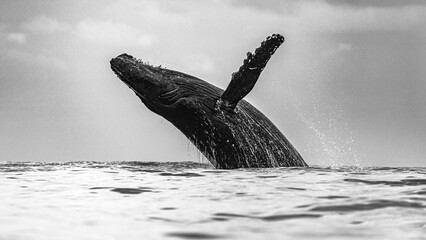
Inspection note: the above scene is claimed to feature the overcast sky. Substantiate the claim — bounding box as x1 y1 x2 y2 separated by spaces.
0 0 425 167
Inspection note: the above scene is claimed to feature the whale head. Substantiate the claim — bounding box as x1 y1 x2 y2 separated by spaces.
110 53 221 118
110 54 183 114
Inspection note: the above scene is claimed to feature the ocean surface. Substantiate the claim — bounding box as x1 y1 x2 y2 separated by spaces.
1 162 425 240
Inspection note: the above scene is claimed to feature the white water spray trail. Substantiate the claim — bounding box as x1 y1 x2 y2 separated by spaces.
290 64 360 168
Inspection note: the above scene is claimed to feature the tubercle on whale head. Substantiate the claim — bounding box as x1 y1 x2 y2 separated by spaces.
110 53 181 114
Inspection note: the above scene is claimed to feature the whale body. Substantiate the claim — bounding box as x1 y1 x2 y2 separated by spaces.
110 34 307 169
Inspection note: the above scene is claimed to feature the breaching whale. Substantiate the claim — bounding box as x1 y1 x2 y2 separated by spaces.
110 34 308 169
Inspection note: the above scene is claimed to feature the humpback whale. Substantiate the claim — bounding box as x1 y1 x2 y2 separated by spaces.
110 34 307 169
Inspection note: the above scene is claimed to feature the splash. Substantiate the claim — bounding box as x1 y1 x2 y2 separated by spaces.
294 64 360 168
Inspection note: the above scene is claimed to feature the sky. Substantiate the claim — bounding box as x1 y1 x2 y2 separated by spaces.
0 0 425 167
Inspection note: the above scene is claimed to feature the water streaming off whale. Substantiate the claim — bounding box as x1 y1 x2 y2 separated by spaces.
1 162 425 240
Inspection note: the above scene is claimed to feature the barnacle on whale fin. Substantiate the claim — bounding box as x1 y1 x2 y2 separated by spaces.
218 34 285 112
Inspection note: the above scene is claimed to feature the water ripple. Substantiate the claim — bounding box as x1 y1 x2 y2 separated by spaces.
213 212 322 221
1 162 425 240
310 199 424 212
111 188 154 194
166 232 225 239
344 178 426 186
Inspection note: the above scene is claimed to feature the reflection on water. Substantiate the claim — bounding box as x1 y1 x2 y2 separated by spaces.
0 162 425 240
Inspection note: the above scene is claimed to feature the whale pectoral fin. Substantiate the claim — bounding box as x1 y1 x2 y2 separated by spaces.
218 34 285 111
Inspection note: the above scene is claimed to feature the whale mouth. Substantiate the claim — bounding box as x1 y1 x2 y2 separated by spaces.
110 64 149 102
110 64 129 84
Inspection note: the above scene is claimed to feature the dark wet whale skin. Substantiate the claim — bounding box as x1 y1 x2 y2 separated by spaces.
110 36 307 169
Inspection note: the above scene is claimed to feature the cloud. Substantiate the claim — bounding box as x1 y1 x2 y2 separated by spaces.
74 19 154 47
102 0 191 28
324 0 426 8
231 0 426 13
22 15 71 34
322 43 352 58
228 1 425 34
6 32 27 44
21 15 154 47
337 43 352 51
6 48 67 70
229 0 300 14
183 55 216 74
295 2 426 33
